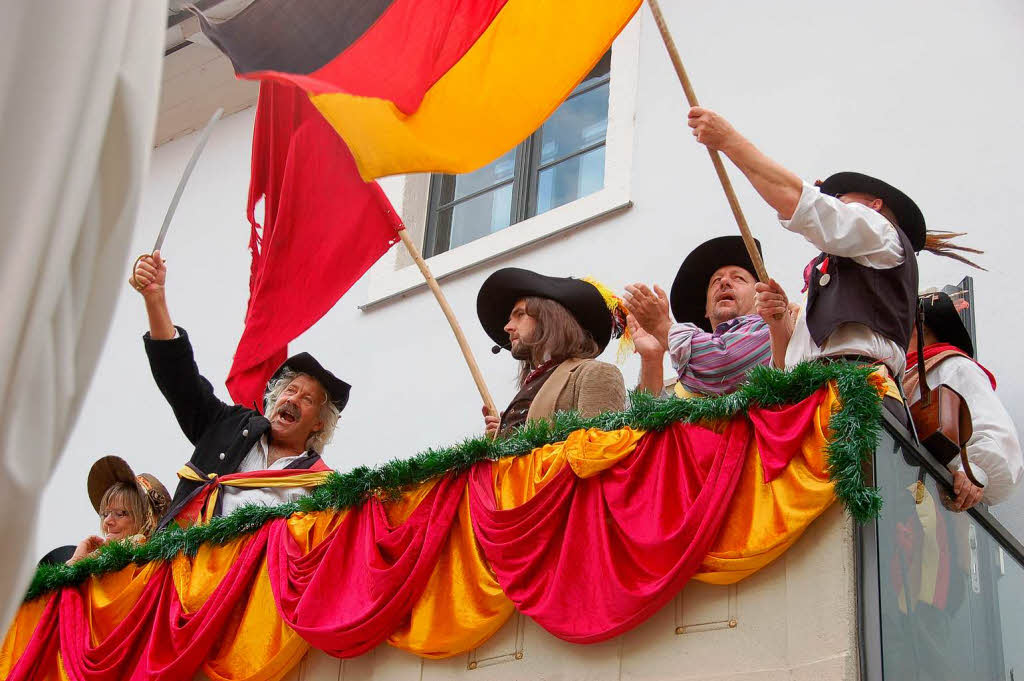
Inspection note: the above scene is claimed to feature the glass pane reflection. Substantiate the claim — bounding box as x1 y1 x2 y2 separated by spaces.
446 149 516 203
436 183 513 251
874 431 1023 681
538 83 609 166
535 146 605 215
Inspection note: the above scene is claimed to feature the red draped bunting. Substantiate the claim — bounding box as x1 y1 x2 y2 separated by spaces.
469 420 749 643
747 387 826 483
5 387 852 679
267 473 465 658
58 526 272 681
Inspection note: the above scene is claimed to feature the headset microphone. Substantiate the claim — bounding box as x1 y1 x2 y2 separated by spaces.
491 345 502 354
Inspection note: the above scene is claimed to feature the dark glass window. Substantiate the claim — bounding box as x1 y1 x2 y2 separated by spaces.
423 53 611 257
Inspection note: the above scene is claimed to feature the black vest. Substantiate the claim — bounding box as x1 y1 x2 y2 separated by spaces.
806 225 918 351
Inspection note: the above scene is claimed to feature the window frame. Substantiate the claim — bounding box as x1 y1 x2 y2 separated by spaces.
422 67 612 258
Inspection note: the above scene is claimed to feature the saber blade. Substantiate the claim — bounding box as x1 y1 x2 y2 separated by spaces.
152 107 224 252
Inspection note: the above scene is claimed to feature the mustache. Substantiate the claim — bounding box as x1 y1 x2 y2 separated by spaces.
276 402 300 420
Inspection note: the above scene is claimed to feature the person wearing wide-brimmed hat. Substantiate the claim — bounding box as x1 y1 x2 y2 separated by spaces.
477 268 627 438
40 456 172 566
624 236 794 397
686 107 952 423
131 253 348 529
903 290 1022 508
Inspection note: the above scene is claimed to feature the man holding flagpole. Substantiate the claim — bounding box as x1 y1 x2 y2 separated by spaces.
131 252 346 528
688 107 924 424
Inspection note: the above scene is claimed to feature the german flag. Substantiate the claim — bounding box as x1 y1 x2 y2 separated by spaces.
197 0 641 180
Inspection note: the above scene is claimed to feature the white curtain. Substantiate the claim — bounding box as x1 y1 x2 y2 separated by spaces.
0 0 166 625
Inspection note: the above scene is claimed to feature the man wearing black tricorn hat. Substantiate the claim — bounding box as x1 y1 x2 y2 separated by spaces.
903 290 1022 509
131 252 347 528
477 268 627 438
686 106 961 424
624 235 794 397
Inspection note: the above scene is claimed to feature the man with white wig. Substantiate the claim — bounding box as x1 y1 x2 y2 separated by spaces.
132 252 348 529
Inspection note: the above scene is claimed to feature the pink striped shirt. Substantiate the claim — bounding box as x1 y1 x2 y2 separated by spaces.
667 314 771 395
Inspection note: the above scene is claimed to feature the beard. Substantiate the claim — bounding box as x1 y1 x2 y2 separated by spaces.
510 341 532 361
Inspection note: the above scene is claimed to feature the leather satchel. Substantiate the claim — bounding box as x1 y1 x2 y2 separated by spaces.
908 302 984 487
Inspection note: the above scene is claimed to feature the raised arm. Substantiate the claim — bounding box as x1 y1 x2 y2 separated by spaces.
132 252 231 444
687 107 803 219
688 108 903 266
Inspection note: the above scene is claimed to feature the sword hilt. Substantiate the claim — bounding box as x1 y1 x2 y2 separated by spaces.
129 253 156 292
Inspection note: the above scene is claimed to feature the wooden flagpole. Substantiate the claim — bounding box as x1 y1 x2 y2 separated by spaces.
645 0 770 283
397 229 499 418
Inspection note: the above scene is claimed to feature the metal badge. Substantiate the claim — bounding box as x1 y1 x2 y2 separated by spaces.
819 273 831 287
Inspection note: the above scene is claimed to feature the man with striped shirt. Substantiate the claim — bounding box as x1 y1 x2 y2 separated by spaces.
625 236 789 397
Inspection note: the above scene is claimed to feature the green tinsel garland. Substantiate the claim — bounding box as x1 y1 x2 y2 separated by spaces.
25 361 883 601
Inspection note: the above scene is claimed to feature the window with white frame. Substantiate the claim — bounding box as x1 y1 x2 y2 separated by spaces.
422 52 611 257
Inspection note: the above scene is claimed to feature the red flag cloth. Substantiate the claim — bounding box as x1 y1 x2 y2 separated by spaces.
467 420 750 644
747 387 828 483
265 473 466 658
226 81 403 408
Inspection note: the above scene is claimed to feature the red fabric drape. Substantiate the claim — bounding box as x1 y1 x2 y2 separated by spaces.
55 526 271 681
266 473 466 658
468 420 750 644
226 81 403 408
747 387 827 482
6 596 59 681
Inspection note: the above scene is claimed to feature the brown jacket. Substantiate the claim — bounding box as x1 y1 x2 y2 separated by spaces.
525 358 627 423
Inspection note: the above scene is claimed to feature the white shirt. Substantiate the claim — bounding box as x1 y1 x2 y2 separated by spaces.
781 182 908 376
219 436 312 516
907 356 1023 505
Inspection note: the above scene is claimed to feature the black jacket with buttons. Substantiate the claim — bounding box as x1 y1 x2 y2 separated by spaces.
145 327 324 530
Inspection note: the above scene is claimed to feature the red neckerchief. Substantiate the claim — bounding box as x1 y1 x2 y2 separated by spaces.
524 359 559 386
906 342 997 390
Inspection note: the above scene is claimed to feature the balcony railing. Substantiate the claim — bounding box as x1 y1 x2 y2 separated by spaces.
859 411 1024 681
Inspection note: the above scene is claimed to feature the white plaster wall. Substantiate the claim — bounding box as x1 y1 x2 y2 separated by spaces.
37 0 1024 565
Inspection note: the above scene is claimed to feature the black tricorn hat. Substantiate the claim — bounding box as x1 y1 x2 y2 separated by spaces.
818 171 926 252
267 353 351 411
920 291 974 358
670 236 762 333
477 268 613 352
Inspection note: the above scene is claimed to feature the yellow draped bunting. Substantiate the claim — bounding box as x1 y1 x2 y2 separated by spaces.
171 535 308 681
87 562 161 642
694 384 839 584
387 486 515 658
492 427 646 509
4 382 854 674
0 596 67 681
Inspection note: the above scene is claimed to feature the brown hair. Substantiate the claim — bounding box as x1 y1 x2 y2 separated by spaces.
516 296 600 387
98 482 154 537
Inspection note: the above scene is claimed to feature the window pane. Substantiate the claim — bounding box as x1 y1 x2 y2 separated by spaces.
436 183 514 250
538 82 609 166
873 431 1024 681
443 149 517 204
581 51 611 87
535 145 605 215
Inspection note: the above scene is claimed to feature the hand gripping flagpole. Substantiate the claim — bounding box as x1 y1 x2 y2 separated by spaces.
396 229 499 421
645 0 770 283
